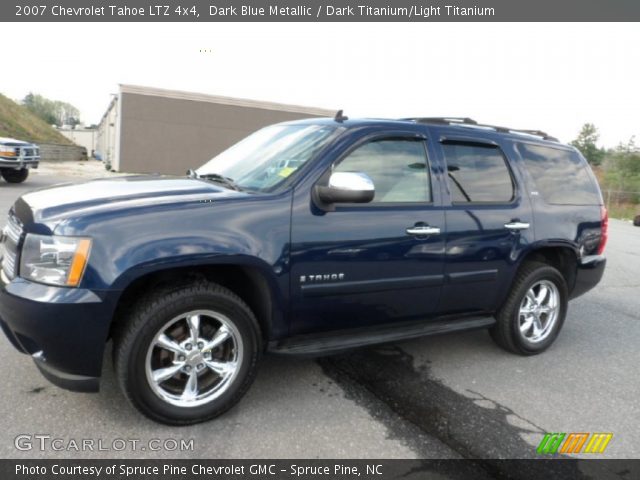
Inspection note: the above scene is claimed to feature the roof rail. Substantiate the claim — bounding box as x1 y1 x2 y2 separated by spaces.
404 117 478 125
404 117 558 142
516 129 558 140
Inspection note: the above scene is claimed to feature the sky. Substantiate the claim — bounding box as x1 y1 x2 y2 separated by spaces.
2 22 639 147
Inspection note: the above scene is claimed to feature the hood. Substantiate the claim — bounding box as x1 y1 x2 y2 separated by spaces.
0 137 34 146
14 175 247 225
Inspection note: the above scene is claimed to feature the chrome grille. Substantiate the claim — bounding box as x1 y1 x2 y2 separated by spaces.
20 147 34 158
1 214 23 281
0 144 39 162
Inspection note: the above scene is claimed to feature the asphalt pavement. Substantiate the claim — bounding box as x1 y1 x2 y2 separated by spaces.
0 168 638 470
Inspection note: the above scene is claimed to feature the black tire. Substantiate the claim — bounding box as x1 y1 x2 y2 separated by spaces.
490 261 568 355
633 215 640 227
1 168 29 183
114 281 261 425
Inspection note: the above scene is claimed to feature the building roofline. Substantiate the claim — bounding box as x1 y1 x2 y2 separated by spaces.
119 84 335 117
99 95 118 125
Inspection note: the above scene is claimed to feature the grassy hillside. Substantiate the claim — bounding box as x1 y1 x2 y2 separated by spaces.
0 93 72 145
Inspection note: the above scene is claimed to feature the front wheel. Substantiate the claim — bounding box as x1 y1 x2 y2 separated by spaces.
1 168 29 183
114 281 261 425
490 261 568 355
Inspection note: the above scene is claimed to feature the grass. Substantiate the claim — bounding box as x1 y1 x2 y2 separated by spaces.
593 167 639 220
0 93 72 144
607 203 639 221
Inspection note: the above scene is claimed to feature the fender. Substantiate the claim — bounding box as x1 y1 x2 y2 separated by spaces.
110 251 289 339
502 239 580 307
49 190 293 341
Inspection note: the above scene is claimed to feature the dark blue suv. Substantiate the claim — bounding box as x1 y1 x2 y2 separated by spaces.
0 116 607 424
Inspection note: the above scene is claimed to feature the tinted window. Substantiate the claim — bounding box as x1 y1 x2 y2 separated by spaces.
441 143 514 203
517 143 601 205
335 139 430 203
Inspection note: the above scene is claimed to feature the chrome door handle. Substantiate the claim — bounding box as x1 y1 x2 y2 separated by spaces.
504 221 530 231
406 225 441 236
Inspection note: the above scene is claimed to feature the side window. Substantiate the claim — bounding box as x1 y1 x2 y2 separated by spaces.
334 138 431 203
441 143 515 204
517 143 601 205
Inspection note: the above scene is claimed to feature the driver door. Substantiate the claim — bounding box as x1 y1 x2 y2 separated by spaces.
289 133 446 336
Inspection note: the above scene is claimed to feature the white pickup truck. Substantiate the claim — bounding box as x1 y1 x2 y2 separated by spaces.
0 137 39 183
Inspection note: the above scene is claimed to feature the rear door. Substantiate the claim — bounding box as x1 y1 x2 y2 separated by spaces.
289 131 446 335
434 133 534 314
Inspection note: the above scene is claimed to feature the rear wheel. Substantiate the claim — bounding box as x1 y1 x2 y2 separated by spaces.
1 168 29 183
114 281 261 425
490 261 568 355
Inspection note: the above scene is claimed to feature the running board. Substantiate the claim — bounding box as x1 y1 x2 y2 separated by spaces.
269 316 496 356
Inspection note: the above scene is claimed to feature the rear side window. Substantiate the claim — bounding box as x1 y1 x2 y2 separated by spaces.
441 143 514 203
517 143 601 205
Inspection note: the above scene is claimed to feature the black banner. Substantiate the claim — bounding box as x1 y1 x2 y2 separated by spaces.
5 0 640 22
3 459 640 480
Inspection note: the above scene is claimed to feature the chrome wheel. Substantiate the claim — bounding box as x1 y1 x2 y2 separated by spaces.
518 280 559 343
145 309 243 408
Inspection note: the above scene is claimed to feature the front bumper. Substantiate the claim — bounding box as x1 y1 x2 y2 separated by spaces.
0 277 116 392
570 254 606 299
0 158 39 169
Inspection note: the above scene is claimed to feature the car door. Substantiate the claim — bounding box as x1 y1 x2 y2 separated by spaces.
289 131 446 336
433 133 534 315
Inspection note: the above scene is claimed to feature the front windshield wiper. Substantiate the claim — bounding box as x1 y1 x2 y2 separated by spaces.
187 169 241 191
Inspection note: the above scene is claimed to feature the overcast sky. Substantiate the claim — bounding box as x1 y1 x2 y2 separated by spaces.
2 22 638 147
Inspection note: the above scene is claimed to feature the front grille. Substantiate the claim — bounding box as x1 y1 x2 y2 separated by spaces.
1 214 23 281
17 146 38 159
1 145 39 161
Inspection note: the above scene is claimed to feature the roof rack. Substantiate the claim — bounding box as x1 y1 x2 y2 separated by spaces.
406 117 478 125
403 117 558 142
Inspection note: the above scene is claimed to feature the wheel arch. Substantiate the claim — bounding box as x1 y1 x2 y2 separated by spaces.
109 261 286 347
517 244 579 295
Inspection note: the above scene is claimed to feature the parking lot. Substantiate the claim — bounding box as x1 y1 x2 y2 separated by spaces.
1 166 638 465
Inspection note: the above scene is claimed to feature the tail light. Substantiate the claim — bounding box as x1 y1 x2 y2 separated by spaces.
597 206 608 255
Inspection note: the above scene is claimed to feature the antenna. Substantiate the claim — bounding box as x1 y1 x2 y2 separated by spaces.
334 110 348 123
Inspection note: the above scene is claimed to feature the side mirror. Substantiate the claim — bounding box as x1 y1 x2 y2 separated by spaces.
315 171 375 205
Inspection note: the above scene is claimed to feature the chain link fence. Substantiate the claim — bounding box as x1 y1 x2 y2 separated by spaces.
602 189 640 223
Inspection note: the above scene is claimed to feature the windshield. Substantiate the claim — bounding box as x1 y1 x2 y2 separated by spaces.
196 124 339 192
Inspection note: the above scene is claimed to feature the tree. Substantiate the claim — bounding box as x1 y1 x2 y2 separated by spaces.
571 123 605 166
22 93 57 125
22 92 81 127
53 101 80 127
604 136 640 204
614 136 638 155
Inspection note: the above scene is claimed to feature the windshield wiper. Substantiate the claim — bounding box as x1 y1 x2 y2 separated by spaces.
187 169 241 191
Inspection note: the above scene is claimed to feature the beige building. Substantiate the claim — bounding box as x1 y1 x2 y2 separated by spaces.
96 84 334 175
58 127 97 154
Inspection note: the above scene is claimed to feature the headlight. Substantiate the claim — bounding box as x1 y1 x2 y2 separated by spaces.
0 146 17 157
20 234 92 287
